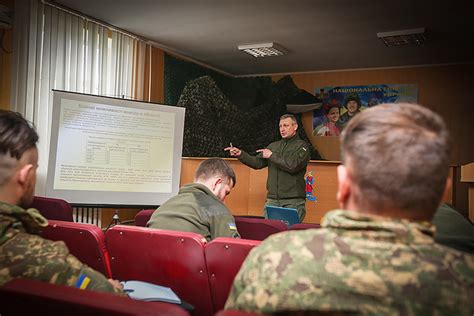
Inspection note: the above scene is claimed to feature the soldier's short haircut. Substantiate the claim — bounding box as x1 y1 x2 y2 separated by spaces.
280 114 297 124
0 110 39 185
195 158 236 187
341 103 450 216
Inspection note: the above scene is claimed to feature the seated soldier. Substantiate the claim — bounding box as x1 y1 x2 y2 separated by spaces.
225 103 474 315
0 110 122 294
147 158 240 241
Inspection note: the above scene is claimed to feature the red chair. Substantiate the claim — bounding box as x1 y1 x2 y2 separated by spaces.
106 225 212 316
28 195 74 222
205 237 261 313
41 220 112 278
0 278 190 316
135 209 155 226
289 223 321 230
234 216 287 241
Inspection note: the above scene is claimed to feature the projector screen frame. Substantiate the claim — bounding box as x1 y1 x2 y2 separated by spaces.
45 90 185 207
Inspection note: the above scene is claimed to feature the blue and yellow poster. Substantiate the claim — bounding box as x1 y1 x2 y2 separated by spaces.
313 84 418 136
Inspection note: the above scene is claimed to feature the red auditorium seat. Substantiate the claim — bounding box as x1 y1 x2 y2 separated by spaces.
134 208 155 226
289 223 322 230
205 237 261 313
234 216 287 240
106 225 212 316
28 195 74 221
0 278 190 316
41 220 112 278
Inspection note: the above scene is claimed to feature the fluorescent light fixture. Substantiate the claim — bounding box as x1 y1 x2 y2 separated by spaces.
238 42 287 57
377 28 426 47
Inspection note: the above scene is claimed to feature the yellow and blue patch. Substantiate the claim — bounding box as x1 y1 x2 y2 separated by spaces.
228 222 237 231
75 274 91 290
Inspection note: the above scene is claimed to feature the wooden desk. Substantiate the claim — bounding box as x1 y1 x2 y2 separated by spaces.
181 158 339 223
181 158 457 224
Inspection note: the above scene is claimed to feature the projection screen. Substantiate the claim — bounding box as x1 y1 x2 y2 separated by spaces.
45 90 185 206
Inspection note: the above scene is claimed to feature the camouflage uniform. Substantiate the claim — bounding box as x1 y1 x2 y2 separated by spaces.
147 183 240 241
0 201 121 294
225 210 474 315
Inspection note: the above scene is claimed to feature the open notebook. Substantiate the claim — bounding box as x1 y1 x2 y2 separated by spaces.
121 280 181 304
265 205 301 227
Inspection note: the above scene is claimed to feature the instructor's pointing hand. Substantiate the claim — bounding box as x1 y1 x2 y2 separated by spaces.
256 148 272 158
224 145 241 157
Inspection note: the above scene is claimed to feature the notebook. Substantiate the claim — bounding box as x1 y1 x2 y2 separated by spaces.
121 280 181 304
265 205 301 227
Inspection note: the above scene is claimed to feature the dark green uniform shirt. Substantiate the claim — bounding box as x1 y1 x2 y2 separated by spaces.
147 183 240 241
432 203 474 253
238 134 310 200
0 201 120 294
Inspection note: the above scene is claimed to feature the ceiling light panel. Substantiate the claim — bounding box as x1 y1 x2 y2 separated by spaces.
238 42 287 57
377 28 426 47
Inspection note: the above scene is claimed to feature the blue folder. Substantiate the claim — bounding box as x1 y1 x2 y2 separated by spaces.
121 280 181 304
265 205 300 227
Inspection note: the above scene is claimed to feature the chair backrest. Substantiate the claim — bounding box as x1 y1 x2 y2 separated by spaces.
134 209 155 227
29 195 74 222
205 237 261 313
0 278 189 316
265 205 301 227
106 225 212 316
234 216 287 241
289 223 322 230
41 220 112 278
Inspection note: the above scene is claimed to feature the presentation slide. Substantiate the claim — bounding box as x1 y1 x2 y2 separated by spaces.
46 91 185 206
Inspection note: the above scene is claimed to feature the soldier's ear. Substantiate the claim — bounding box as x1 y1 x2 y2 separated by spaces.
17 164 34 189
211 177 222 191
336 164 351 209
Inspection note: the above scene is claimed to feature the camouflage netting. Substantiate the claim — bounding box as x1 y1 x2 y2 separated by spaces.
177 75 321 159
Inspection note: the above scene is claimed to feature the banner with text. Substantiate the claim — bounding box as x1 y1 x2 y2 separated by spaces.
312 84 418 136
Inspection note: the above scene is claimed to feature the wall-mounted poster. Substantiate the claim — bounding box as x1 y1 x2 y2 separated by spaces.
313 84 418 136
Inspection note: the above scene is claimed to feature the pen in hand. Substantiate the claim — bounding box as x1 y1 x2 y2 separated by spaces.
225 142 241 157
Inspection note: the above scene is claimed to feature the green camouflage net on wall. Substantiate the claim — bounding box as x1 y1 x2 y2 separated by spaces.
177 75 321 159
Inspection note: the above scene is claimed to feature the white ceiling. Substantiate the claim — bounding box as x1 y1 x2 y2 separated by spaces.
53 0 474 76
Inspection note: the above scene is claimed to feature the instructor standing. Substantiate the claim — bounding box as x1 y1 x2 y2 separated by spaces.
225 114 310 221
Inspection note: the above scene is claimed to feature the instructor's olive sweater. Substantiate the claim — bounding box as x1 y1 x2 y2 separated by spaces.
239 134 310 200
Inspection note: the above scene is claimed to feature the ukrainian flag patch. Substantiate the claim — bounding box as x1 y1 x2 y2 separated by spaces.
75 274 91 290
228 222 237 231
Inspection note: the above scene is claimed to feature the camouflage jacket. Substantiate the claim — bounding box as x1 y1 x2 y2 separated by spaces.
225 210 474 315
0 201 120 294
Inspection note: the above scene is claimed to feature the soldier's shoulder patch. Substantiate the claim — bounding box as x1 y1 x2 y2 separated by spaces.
75 274 91 290
228 222 237 231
